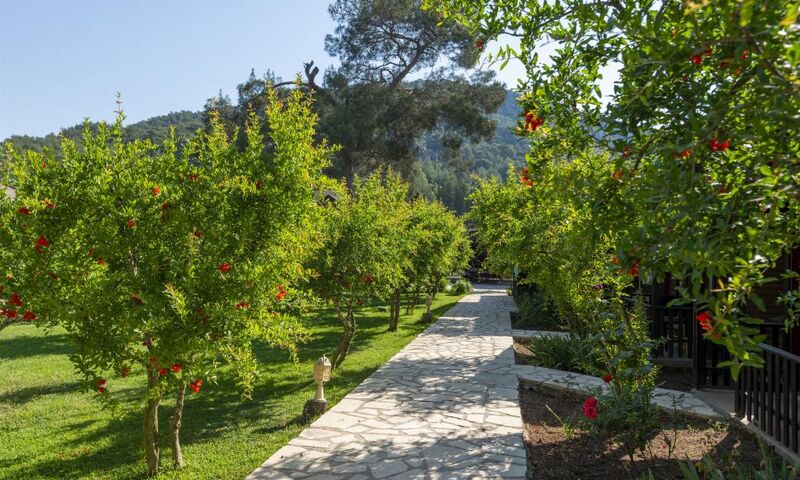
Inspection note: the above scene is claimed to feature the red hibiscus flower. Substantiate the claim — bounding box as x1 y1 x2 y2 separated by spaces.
150 356 158 365
37 235 50 247
696 311 714 332
96 258 106 266
582 396 599 419
611 255 620 265
9 293 23 307
152 185 161 197
159 367 168 376
475 39 485 50
120 366 131 377
218 263 231 273
611 170 624 180
740 50 750 60
98 386 106 394
255 180 263 190
161 202 171 210
679 148 692 159
18 207 31 215
171 364 182 373
602 373 613 383
235 302 249 310
1 309 17 319
189 174 198 182
193 230 202 239
98 378 107 386
622 146 631 158
691 55 702 65
43 199 55 209
275 285 287 301
23 311 36 321
127 219 136 229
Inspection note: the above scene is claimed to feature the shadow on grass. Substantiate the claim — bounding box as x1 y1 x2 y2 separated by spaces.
0 381 83 404
0 330 72 360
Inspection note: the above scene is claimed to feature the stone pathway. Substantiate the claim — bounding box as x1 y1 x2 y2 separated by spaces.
247 285 526 480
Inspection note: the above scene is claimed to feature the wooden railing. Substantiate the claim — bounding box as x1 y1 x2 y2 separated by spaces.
735 343 800 454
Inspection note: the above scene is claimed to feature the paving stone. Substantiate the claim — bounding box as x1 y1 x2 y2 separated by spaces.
247 285 527 479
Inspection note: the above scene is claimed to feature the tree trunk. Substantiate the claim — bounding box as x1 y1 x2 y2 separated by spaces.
388 289 401 332
143 367 161 477
331 302 356 369
169 384 187 469
406 287 420 315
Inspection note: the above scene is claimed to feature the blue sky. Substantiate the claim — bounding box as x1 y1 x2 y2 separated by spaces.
0 1 535 139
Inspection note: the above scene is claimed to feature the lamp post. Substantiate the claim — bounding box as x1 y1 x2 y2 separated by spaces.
303 355 332 423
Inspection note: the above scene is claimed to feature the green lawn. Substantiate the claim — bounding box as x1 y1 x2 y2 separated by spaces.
0 293 464 480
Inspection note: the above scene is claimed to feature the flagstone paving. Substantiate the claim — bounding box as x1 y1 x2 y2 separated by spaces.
247 285 526 480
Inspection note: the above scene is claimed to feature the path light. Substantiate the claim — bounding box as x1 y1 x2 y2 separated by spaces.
313 355 332 402
422 294 434 322
302 355 331 423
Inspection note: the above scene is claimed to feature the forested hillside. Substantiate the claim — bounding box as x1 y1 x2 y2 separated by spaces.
2 90 525 214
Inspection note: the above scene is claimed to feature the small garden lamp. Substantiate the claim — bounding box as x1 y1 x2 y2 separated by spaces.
313 355 332 402
303 355 332 423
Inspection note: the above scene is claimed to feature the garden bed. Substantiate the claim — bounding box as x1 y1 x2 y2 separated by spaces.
519 385 762 479
514 337 695 393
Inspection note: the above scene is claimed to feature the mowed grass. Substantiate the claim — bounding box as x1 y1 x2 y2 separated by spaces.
0 293 465 480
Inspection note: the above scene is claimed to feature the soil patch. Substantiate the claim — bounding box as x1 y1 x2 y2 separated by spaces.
519 386 761 479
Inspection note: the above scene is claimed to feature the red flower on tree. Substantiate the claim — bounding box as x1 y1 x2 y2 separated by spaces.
43 199 56 209
1 309 18 319
628 259 640 277
696 311 714 332
189 174 198 182
475 39 485 50
159 367 168 376
18 207 31 215
218 263 231 273
152 185 161 197
679 148 692 159
582 396 599 419
193 230 202 239
691 54 703 65
519 167 533 186
127 219 137 229
150 356 158 365
97 378 107 393
9 293 23 307
602 373 613 383
23 311 36 321
524 112 544 132
622 146 631 158
120 366 131 377
235 302 249 310
37 235 50 247
255 179 263 190
710 139 730 151
161 202 171 210
171 364 182 373
189 378 203 394
275 284 287 301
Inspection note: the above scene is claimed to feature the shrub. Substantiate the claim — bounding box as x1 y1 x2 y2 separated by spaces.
526 334 601 374
668 443 797 480
449 278 473 295
515 288 562 331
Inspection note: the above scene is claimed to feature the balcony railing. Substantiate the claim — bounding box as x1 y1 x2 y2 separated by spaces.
735 343 800 454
